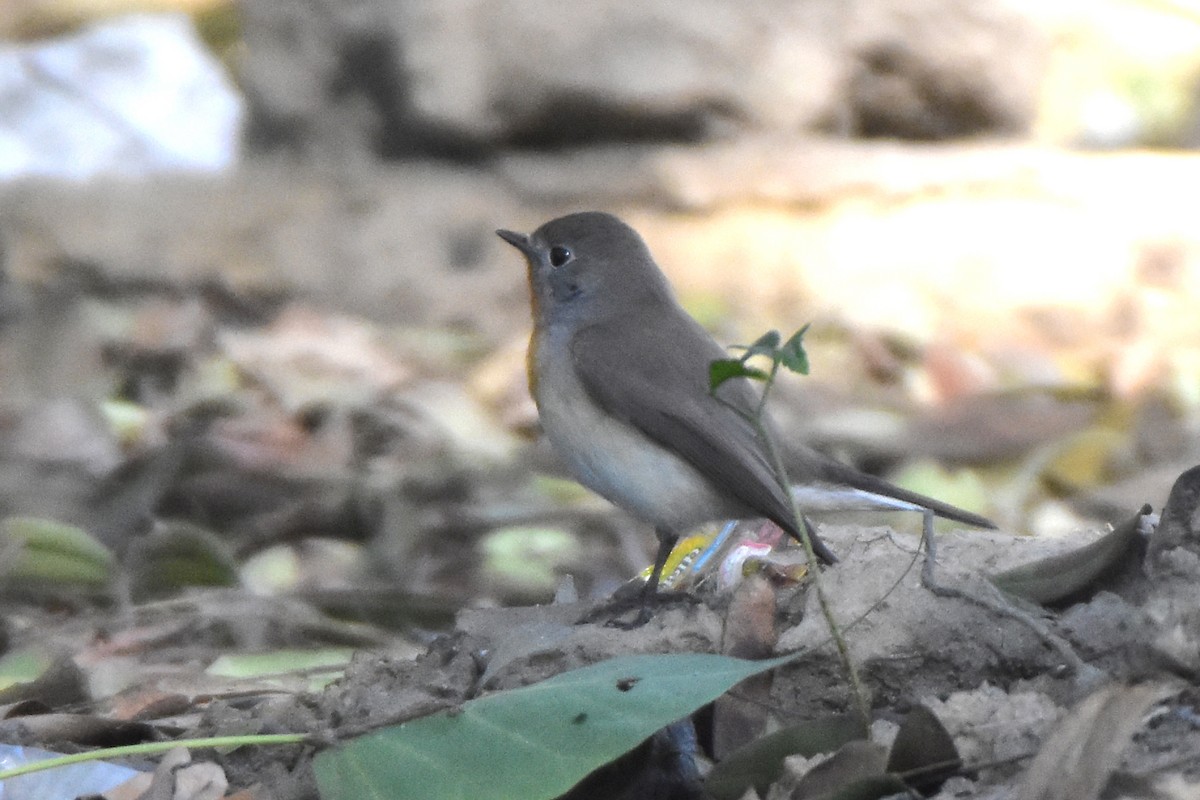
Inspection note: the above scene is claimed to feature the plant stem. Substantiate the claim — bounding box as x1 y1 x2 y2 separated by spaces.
732 357 872 730
0 734 309 782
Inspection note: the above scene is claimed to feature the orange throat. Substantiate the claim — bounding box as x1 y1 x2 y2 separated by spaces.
525 274 542 400
526 332 540 400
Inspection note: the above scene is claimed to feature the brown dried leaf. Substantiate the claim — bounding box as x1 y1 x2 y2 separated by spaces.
1017 683 1177 800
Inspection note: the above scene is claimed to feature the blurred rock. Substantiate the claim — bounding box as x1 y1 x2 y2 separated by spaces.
844 0 1045 139
0 164 523 336
0 14 243 181
239 0 1045 158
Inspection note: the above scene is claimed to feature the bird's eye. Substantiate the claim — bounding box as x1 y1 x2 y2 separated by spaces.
549 246 572 267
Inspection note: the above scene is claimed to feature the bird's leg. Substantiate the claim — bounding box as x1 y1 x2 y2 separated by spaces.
614 528 679 628
920 508 938 588
581 527 686 628
639 527 680 614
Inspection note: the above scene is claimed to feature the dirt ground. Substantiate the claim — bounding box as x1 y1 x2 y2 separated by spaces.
63 514 1200 799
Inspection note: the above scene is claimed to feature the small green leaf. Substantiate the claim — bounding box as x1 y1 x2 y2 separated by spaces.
737 330 782 361
779 326 811 375
314 651 795 800
748 330 782 351
710 359 768 392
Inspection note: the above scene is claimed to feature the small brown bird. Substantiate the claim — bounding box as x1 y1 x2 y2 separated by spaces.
498 212 994 617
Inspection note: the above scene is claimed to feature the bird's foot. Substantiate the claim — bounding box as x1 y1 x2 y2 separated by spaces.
577 585 697 629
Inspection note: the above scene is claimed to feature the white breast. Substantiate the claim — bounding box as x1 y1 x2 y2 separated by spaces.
531 329 735 532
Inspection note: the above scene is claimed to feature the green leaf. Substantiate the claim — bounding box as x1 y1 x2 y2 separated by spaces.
0 517 114 589
0 646 55 692
314 651 795 800
710 359 768 392
207 649 355 678
779 325 811 375
127 522 239 601
208 649 354 691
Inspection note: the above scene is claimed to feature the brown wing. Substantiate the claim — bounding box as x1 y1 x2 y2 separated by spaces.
570 306 993 553
569 308 799 534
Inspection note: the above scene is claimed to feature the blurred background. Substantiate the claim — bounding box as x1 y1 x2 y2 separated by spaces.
2 0 1200 619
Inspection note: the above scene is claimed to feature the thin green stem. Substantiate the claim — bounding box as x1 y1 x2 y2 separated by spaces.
754 358 778 420
717 351 871 731
748 390 871 730
0 733 309 782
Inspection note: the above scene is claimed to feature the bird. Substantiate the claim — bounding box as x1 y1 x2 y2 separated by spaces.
497 211 995 620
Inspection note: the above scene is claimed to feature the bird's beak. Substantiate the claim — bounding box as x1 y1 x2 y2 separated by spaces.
496 228 537 259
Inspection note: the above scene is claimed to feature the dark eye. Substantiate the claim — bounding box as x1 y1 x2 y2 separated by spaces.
549 246 572 267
